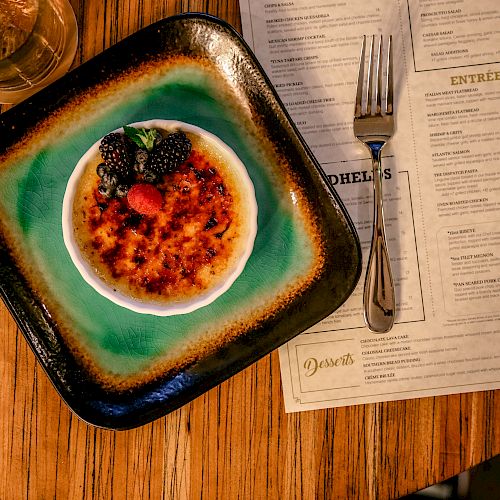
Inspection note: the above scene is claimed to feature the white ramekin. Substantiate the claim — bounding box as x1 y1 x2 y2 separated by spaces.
62 120 258 316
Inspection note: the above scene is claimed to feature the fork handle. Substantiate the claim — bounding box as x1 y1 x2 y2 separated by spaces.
363 143 395 333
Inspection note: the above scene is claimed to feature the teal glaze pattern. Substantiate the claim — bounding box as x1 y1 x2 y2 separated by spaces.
0 65 315 377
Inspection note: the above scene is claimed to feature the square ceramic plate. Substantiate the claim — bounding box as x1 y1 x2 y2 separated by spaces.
0 14 361 429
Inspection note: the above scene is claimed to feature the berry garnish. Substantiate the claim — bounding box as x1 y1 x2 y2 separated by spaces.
124 126 160 152
127 183 163 215
142 169 159 184
115 184 130 198
147 131 192 176
96 163 109 178
96 126 192 201
133 149 149 174
96 171 121 198
98 183 115 198
102 171 119 187
99 132 134 177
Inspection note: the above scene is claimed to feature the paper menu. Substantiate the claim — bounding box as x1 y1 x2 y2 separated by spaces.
239 0 500 412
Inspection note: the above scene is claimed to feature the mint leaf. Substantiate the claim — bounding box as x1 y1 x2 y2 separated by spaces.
123 125 142 146
123 125 160 152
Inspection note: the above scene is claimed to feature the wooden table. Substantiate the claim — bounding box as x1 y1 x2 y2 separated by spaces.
1 1 498 498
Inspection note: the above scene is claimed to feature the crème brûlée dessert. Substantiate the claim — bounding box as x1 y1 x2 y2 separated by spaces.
67 121 257 314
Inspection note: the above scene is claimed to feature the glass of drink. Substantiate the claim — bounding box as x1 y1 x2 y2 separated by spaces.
0 0 78 105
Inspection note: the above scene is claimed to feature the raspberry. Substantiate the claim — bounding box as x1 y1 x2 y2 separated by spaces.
127 183 163 215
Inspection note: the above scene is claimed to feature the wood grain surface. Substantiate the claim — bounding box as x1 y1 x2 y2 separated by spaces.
0 1 499 499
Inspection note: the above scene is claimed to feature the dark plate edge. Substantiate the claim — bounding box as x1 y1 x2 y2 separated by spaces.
0 13 362 430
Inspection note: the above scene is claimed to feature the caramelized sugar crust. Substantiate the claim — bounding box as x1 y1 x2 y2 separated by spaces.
73 136 246 304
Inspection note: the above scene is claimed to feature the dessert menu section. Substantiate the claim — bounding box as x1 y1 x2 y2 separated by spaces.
240 0 500 411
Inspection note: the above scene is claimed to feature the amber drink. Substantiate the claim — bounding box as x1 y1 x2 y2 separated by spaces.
0 0 77 104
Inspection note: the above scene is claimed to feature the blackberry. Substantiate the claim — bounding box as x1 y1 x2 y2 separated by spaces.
147 131 191 176
99 132 134 177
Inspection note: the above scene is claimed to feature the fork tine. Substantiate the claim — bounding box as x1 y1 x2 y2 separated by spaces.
355 35 366 117
386 35 393 115
375 35 383 115
366 35 375 115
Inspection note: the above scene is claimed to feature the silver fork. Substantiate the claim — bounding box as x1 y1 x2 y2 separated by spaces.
354 34 395 333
